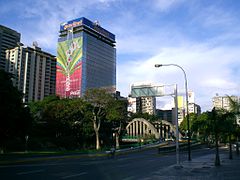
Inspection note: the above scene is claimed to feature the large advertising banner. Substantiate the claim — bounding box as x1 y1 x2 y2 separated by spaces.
56 36 83 98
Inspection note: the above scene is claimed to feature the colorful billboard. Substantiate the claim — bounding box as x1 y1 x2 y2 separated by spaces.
177 96 184 108
56 35 83 98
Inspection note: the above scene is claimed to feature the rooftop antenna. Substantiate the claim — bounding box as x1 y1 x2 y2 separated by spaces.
94 20 100 26
33 41 38 47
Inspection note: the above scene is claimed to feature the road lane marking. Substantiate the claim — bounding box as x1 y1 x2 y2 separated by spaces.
17 169 45 175
122 176 135 180
116 164 129 168
61 172 87 179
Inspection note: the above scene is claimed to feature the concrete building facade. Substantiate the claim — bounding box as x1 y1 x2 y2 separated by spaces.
212 94 239 111
5 43 56 103
127 96 156 115
0 25 20 70
140 96 156 115
188 103 201 115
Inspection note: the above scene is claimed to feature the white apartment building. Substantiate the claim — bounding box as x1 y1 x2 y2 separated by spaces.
127 97 137 113
141 96 156 115
188 103 201 115
5 43 56 103
212 94 239 111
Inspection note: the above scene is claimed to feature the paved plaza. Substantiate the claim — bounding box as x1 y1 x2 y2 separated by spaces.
144 147 240 180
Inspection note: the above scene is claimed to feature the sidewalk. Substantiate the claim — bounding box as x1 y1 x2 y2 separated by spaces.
143 147 240 180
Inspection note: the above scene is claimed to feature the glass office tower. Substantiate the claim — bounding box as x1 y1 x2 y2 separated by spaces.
56 17 116 98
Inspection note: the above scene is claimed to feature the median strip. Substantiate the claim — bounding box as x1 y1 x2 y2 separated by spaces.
61 172 87 179
17 169 45 175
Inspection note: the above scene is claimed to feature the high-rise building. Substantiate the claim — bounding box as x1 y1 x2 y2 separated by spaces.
177 96 184 124
56 17 116 98
188 91 195 104
0 25 21 70
213 94 240 125
127 97 137 113
140 96 156 115
127 96 156 115
5 43 56 103
188 103 201 115
213 94 239 111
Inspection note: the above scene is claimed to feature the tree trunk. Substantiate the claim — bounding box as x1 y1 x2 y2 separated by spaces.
115 133 120 149
236 143 239 155
236 137 239 155
215 136 221 166
93 114 101 150
95 130 100 150
229 135 233 159
115 124 121 149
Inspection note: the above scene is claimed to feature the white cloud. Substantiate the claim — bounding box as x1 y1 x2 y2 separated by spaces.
13 0 117 52
117 44 240 111
153 0 185 11
3 0 240 112
190 4 237 28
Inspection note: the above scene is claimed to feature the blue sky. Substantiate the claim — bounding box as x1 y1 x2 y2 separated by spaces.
1 0 240 111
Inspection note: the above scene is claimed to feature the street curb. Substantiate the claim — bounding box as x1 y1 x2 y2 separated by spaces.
0 143 168 165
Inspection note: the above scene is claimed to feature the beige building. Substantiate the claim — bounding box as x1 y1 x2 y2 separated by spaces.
177 96 184 125
140 96 156 115
212 94 239 111
5 43 56 103
188 103 201 115
128 96 156 115
127 97 137 113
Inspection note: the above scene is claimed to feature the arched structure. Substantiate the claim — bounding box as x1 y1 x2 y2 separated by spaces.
153 120 177 140
124 118 177 141
126 118 160 139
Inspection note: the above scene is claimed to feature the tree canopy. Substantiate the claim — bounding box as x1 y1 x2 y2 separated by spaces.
0 70 32 151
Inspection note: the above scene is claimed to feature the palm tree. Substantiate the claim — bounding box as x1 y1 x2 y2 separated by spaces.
192 109 221 166
210 108 221 166
227 95 240 155
221 110 235 159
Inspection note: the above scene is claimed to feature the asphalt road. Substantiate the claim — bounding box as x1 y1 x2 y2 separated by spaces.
0 146 215 180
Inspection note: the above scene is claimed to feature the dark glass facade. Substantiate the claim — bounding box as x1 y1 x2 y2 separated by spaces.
0 25 21 70
83 33 116 93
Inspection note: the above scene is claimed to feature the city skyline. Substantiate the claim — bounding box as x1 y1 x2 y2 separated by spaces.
1 0 240 111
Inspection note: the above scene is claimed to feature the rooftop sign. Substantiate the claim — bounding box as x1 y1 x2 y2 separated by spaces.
131 84 175 97
60 17 115 41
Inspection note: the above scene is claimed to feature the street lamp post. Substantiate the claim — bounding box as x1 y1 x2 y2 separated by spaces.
155 63 191 161
174 84 180 165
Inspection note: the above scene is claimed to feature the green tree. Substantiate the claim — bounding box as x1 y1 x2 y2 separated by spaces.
29 96 92 150
0 70 32 152
226 95 240 156
106 99 128 149
180 113 198 137
191 109 227 166
210 108 221 166
84 88 114 150
223 111 236 159
191 112 210 142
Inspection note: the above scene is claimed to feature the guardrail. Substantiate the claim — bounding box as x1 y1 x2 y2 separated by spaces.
158 142 202 154
105 141 168 156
